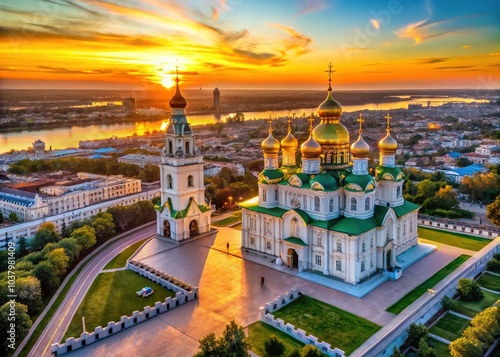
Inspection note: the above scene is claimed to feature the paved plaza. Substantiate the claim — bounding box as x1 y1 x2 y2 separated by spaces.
67 227 476 356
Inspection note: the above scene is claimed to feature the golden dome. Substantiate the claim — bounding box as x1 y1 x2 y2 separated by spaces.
351 114 370 157
318 91 342 118
280 118 298 150
378 113 398 154
313 123 349 145
169 77 187 109
261 118 280 155
378 133 398 154
301 117 321 158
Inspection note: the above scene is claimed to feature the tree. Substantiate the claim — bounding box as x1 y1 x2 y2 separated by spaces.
301 345 323 357
8 212 19 222
460 172 500 202
457 278 484 302
57 238 81 264
263 335 285 357
417 338 436 357
17 237 28 258
390 346 404 357
441 296 458 311
0 302 32 353
45 248 69 278
32 261 60 296
457 157 473 167
433 185 460 210
449 337 483 357
92 217 115 243
70 225 96 250
487 195 500 226
407 323 428 346
194 320 250 357
16 276 43 315
289 349 301 357
30 222 60 251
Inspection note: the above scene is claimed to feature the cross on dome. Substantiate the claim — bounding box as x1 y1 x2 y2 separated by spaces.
325 62 336 91
385 113 392 132
287 116 292 132
357 113 364 133
267 116 273 132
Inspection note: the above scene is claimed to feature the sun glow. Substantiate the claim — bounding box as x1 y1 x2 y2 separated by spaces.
160 121 169 131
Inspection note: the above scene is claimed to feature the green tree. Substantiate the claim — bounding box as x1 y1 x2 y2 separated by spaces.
289 349 301 357
30 222 60 251
8 212 19 222
92 217 115 243
17 237 28 258
441 296 458 311
417 338 436 357
457 278 484 302
57 238 81 264
45 248 69 278
389 346 404 357
433 185 460 210
194 332 219 357
457 157 473 167
70 226 97 250
194 320 250 357
486 195 500 226
16 276 43 315
32 261 60 296
300 345 323 357
449 337 483 357
0 302 32 353
263 335 285 357
407 323 428 347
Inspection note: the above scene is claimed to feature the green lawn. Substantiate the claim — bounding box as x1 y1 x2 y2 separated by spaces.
212 211 242 227
418 227 491 251
429 313 469 341
387 255 470 314
104 238 149 269
452 290 500 318
428 338 451 356
64 270 175 341
477 272 500 291
247 321 305 356
271 295 380 355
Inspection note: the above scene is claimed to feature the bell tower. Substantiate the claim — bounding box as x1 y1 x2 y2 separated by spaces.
156 68 211 242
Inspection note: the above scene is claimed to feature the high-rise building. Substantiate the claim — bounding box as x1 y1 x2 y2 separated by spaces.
122 97 136 111
240 66 420 285
156 72 211 241
213 87 220 110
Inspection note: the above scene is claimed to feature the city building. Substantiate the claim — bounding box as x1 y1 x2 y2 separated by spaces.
213 87 220 110
0 173 141 222
117 154 161 168
442 163 489 183
156 72 211 242
240 69 420 285
122 97 136 111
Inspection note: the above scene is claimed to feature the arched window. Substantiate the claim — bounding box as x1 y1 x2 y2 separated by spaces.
167 174 173 189
397 186 401 198
168 140 173 154
188 175 194 187
314 197 320 211
185 141 190 154
329 199 334 212
291 217 300 237
336 239 342 252
365 197 370 211
351 197 357 211
262 190 267 202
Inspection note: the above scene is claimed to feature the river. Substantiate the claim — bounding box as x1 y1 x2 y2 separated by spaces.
0 96 487 153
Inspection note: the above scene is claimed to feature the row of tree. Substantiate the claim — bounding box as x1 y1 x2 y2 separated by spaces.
8 157 160 182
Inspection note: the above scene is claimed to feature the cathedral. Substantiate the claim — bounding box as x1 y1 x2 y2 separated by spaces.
240 68 420 285
156 72 211 242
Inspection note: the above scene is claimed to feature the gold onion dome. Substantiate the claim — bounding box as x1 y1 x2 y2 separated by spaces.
169 76 187 109
318 90 343 118
261 118 280 155
301 117 322 158
378 113 398 154
280 118 298 150
351 114 370 158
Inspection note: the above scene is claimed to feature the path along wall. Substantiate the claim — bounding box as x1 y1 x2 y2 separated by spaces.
50 263 198 356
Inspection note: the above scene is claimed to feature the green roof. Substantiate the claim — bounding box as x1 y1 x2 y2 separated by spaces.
283 237 308 246
373 205 390 225
375 166 404 181
310 173 339 191
393 200 420 217
310 217 340 229
343 174 375 192
240 204 288 217
294 209 312 224
331 217 378 235
259 168 284 184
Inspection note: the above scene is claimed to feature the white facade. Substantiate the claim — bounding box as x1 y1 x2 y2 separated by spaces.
156 77 211 242
241 86 419 285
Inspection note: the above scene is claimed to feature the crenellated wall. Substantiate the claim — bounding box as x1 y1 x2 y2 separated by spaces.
50 263 198 356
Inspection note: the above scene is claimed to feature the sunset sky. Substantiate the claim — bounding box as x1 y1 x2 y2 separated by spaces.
1 0 499 90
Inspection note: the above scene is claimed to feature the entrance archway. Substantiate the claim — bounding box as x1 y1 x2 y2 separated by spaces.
163 220 171 238
189 220 199 237
287 248 299 269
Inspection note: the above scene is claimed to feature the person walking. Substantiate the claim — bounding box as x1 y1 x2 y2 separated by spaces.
260 276 265 288
226 242 230 253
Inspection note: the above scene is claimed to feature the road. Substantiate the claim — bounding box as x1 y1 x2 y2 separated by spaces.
29 223 156 357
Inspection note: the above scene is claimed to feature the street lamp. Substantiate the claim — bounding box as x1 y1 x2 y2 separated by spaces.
229 196 233 211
